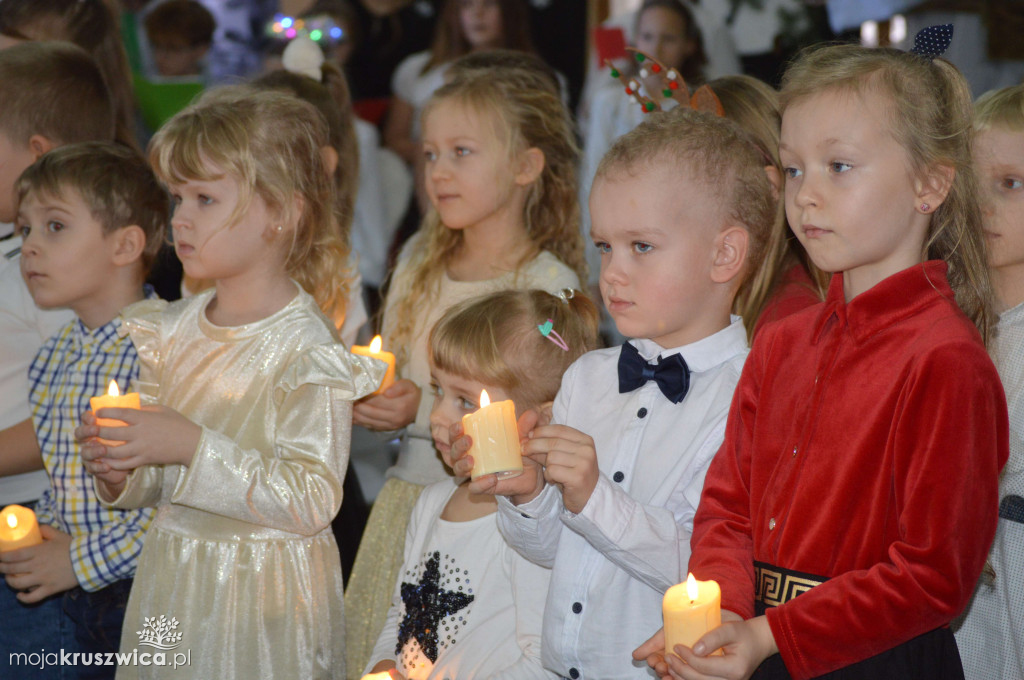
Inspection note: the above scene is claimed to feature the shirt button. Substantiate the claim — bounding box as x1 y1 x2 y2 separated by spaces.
792 446 798 457
572 601 582 614
569 669 579 679
637 407 648 418
520 513 530 519
613 471 625 483
769 517 776 530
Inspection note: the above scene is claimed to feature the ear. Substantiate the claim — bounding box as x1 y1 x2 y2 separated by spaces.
763 165 782 200
27 134 57 160
914 164 955 213
514 147 545 187
710 226 749 284
109 225 146 267
320 145 339 178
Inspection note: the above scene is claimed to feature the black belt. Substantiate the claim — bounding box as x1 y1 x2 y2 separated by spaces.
754 560 826 616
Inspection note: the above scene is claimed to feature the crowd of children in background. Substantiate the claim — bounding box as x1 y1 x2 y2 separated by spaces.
0 1 1020 680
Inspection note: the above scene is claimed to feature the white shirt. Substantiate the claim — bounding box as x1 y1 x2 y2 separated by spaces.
369 478 556 680
0 228 75 504
497 317 749 679
955 302 1024 679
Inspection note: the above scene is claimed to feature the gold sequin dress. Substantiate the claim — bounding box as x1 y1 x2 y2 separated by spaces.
107 286 385 679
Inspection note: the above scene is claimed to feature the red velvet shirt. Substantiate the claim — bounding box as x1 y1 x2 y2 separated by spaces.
690 261 1008 679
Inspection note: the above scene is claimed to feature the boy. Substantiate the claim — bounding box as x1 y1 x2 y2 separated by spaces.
451 108 776 678
954 83 1024 680
0 142 168 677
0 41 117 678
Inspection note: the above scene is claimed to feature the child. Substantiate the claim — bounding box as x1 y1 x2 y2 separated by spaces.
144 0 216 78
0 142 166 677
0 42 117 679
365 289 599 679
385 0 538 169
954 83 1024 680
0 0 138 150
451 106 777 678
78 91 386 679
581 0 707 285
647 41 1008 680
344 67 586 673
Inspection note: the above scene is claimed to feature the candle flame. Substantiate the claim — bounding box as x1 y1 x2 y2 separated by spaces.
369 335 382 353
107 380 120 397
480 389 490 408
6 513 16 530
686 573 699 601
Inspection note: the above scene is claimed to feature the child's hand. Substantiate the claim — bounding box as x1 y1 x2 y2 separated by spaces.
522 424 599 514
633 627 671 679
80 441 129 499
0 524 78 603
658 614 776 680
448 408 548 504
352 379 421 431
77 406 202 470
364 660 405 679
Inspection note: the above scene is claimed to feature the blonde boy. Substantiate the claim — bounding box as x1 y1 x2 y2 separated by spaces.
451 107 776 678
954 84 1024 680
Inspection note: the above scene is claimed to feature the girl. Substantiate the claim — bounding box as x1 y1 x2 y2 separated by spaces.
581 0 707 285
364 289 599 679
385 0 537 169
344 67 586 673
79 90 385 679
641 41 1008 680
0 0 138 151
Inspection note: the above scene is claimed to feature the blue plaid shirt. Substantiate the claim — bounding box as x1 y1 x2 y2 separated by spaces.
29 313 154 592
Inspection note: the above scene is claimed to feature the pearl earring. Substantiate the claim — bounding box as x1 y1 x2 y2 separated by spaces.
276 224 283 232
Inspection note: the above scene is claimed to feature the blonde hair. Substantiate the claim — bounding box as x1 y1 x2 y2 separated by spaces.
596 106 777 321
430 289 600 410
149 89 353 324
384 70 586 368
780 44 996 344
975 84 1024 132
252 62 360 252
708 75 827 339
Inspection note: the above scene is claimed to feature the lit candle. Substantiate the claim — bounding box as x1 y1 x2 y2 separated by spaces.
461 390 523 480
351 335 396 396
663 573 722 657
360 673 394 680
90 380 141 446
0 505 43 552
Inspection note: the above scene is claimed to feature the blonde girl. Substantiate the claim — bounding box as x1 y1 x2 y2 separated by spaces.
641 40 1009 680
365 289 598 679
345 67 585 674
79 90 385 679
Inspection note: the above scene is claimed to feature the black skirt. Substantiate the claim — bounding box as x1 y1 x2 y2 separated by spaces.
751 561 964 680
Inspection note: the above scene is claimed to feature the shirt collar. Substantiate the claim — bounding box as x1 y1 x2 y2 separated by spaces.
71 285 158 350
813 261 953 344
630 314 748 373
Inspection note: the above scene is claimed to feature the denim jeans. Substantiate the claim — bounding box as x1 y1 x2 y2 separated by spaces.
0 579 79 680
62 578 133 680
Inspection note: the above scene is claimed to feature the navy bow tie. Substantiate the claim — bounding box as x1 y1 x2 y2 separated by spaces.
617 343 690 404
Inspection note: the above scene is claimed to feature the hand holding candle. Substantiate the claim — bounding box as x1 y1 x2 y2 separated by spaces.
89 380 141 446
462 390 523 480
663 573 722 657
0 505 43 553
351 335 396 396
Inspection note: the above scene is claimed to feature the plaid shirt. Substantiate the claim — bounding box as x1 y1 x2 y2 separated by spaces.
29 314 154 592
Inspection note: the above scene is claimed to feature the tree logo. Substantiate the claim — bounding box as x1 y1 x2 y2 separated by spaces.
137 615 183 650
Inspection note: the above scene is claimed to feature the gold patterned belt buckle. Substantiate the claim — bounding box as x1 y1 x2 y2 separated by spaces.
754 560 826 611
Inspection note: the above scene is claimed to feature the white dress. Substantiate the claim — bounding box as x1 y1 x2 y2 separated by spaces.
107 286 384 679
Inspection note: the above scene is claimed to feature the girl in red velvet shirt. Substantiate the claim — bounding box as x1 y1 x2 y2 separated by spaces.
637 36 1009 680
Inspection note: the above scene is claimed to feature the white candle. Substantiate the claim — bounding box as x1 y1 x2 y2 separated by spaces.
351 335 396 395
461 390 523 480
663 573 722 656
89 380 140 446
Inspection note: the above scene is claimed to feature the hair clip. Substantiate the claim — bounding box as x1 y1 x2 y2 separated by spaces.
607 48 723 117
282 34 324 81
909 24 953 59
538 318 569 352
554 288 575 304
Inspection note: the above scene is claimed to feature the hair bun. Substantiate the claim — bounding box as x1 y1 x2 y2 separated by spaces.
282 34 324 82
